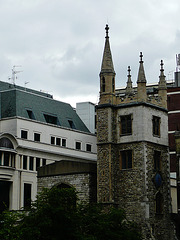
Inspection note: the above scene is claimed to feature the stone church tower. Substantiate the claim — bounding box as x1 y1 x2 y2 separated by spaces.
96 25 176 240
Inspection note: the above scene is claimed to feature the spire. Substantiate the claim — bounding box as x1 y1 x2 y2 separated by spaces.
158 60 167 90
100 24 115 73
126 66 133 94
137 52 146 83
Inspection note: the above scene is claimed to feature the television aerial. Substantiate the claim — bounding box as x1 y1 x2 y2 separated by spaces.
10 65 23 85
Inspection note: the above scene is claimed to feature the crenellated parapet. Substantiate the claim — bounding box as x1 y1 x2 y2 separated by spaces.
99 25 167 109
107 52 167 109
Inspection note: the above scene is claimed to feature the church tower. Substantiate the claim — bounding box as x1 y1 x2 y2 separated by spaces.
97 25 176 240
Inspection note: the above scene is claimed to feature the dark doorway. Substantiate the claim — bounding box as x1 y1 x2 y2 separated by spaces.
24 183 31 209
57 183 71 189
0 181 11 213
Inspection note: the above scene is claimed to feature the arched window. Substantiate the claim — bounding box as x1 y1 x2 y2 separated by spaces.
156 192 163 214
102 77 105 92
0 138 15 167
0 138 14 149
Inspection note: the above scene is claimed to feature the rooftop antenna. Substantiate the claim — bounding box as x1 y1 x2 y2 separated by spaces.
11 65 23 85
176 54 180 72
168 70 174 82
24 81 29 91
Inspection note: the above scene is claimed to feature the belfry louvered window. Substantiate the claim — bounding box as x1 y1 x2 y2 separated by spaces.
102 77 105 92
120 150 133 169
152 116 160 136
120 114 132 135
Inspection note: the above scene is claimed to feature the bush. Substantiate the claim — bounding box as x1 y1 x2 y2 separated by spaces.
0 188 141 240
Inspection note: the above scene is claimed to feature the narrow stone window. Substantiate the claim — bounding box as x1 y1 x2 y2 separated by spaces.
152 116 160 137
154 151 161 171
112 77 115 92
34 133 40 142
120 150 133 169
23 155 27 170
86 144 92 152
120 114 132 135
36 158 40 171
156 192 163 214
102 77 105 92
21 130 28 139
51 136 55 145
56 137 61 146
4 152 10 166
75 141 81 150
62 139 66 147
29 157 34 171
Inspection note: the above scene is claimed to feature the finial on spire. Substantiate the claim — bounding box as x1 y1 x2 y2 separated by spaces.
105 24 109 38
160 60 164 71
126 66 133 95
139 52 143 63
160 60 165 78
128 66 131 77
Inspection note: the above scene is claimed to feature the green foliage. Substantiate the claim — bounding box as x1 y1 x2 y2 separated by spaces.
0 187 141 240
0 209 24 240
21 187 78 240
78 204 141 240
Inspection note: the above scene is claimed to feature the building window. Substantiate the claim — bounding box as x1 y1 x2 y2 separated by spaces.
68 120 76 129
42 159 46 166
23 156 27 170
76 141 81 150
44 114 60 126
4 152 10 166
36 158 40 171
153 116 160 136
34 133 40 142
27 110 35 120
62 139 66 147
120 115 132 135
102 77 105 92
156 192 163 214
51 136 55 145
120 150 133 169
24 183 31 209
29 157 34 171
86 144 92 152
112 77 115 92
154 151 161 171
21 130 28 139
56 137 61 146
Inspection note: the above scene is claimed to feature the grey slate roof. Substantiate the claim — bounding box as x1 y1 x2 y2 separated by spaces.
0 81 90 133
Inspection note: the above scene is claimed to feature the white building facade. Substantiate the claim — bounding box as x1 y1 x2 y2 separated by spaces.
0 81 97 211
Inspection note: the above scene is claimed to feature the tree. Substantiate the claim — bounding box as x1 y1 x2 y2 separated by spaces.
0 187 141 240
78 203 141 240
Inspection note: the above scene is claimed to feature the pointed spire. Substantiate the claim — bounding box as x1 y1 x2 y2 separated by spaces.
126 66 133 94
100 24 115 73
137 52 146 83
158 60 167 90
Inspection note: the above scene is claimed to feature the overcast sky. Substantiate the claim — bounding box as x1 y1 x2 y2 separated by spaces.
0 0 179 107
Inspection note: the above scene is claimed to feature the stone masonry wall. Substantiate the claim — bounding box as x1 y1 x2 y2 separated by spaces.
38 172 97 203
